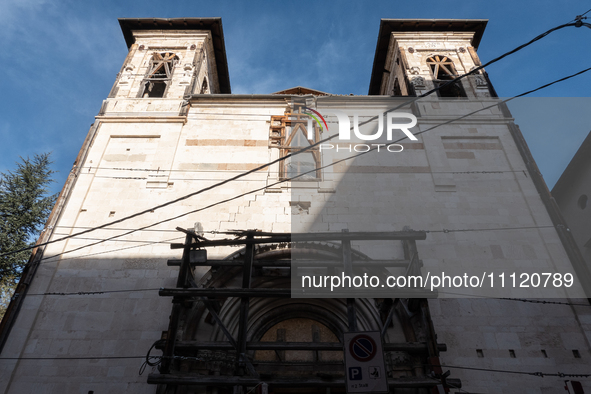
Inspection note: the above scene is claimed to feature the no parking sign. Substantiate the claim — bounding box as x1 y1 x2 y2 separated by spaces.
344 331 388 393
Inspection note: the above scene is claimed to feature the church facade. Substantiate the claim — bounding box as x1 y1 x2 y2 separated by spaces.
0 18 590 394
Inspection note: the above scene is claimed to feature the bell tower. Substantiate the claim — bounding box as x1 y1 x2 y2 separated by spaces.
108 18 231 100
368 19 495 98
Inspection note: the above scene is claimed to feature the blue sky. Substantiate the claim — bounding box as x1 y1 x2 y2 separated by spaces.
1 0 590 194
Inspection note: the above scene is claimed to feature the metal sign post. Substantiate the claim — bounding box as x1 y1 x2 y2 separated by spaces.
344 331 388 393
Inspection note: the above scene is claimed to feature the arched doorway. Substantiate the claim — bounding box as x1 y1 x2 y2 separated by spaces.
154 239 443 394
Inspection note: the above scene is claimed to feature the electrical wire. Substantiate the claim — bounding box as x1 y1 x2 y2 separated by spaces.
32 64 591 264
28 288 161 296
570 7 591 22
18 282 591 311
51 232 180 244
139 340 164 375
82 165 527 175
432 364 591 379
85 169 527 180
0 354 199 362
88 171 525 182
23 222 567 279
17 261 591 310
54 225 179 233
435 290 591 307
39 235 183 263
426 374 469 393
501 297 591 307
245 382 264 394
2 20 586 261
427 225 555 234
0 355 588 381
0 356 148 360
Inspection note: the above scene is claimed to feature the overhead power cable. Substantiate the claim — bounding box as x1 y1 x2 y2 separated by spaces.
571 7 591 23
501 297 591 307
0 356 148 360
51 232 180 244
1 20 589 260
427 375 469 393
429 225 555 234
33 64 591 263
0 354 198 363
54 225 179 233
29 222 568 270
436 290 591 307
27 288 161 296
0 356 588 381
21 244 591 310
24 287 591 309
433 364 591 379
39 235 183 263
82 165 525 175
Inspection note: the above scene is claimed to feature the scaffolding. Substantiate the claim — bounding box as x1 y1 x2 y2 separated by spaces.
148 228 459 393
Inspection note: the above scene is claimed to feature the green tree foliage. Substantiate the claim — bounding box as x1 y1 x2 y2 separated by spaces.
0 153 57 317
